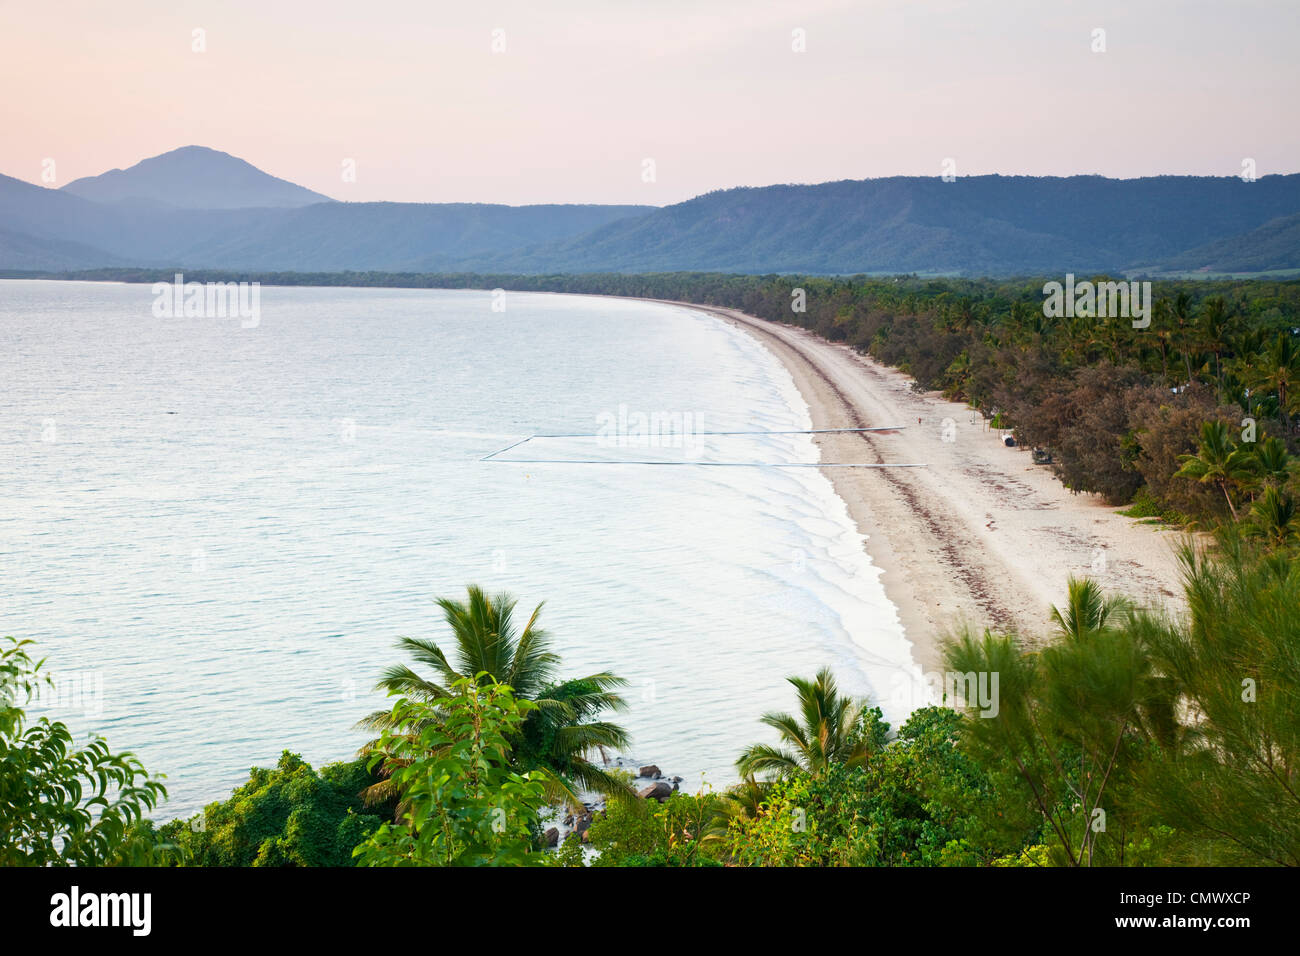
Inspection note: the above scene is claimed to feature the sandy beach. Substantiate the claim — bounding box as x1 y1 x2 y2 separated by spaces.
654 300 1191 675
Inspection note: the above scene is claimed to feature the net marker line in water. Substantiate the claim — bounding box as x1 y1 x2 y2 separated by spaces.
480 426 927 468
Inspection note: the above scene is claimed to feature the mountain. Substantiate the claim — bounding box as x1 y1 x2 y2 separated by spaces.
457 175 1300 276
60 146 335 209
3 148 1299 276
0 227 125 271
0 172 134 267
1145 212 1300 275
0 163 653 272
169 201 660 271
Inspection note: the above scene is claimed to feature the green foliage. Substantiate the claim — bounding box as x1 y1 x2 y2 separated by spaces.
1136 537 1300 865
737 667 883 779
1050 577 1131 641
942 535 1300 867
727 707 1000 866
547 831 587 867
1244 485 1299 549
944 612 1172 866
1116 487 1187 525
0 637 168 866
1127 389 1239 521
358 586 632 808
157 752 389 866
354 676 549 866
586 791 729 867
1174 420 1260 521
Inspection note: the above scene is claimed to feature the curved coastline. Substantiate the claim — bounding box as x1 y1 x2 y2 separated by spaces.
630 297 1190 677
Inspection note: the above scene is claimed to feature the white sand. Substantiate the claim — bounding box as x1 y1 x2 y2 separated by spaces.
654 300 1191 673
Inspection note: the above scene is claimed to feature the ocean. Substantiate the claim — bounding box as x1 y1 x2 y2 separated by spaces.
0 279 924 818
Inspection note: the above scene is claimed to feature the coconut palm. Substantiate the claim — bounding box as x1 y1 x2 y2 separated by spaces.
1170 291 1198 385
1243 333 1300 433
1174 420 1260 521
1251 436 1293 490
356 586 633 808
736 668 874 780
1244 486 1299 550
1198 296 1233 394
1151 297 1173 383
721 774 769 821
1049 577 1130 641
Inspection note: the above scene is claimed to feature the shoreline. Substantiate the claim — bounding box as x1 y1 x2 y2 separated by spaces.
4 273 1193 678
638 298 1191 676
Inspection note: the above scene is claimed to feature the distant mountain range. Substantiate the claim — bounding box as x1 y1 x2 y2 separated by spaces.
2 146 1297 276
0 147 652 272
458 176 1300 276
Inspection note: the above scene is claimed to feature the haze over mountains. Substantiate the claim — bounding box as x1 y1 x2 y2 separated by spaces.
61 146 335 209
3 146 1298 276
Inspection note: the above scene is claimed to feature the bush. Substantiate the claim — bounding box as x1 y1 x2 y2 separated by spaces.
1127 386 1238 521
726 707 1003 866
586 791 729 867
0 637 168 866
353 677 549 867
158 752 390 867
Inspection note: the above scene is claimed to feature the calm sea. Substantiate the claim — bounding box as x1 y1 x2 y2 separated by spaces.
0 280 924 818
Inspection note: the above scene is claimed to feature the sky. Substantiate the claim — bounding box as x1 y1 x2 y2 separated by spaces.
2 0 1297 205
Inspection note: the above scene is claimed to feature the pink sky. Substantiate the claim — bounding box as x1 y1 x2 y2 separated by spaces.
2 0 1297 205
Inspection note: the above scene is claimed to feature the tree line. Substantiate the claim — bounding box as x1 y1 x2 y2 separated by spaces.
15 267 1300 531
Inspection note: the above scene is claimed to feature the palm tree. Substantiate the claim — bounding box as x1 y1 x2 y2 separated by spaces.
1243 333 1300 434
721 774 769 821
357 586 633 808
1170 291 1198 386
1049 577 1130 641
736 668 874 780
1244 487 1299 550
1174 420 1259 521
1252 436 1293 490
1198 296 1233 395
1151 297 1173 383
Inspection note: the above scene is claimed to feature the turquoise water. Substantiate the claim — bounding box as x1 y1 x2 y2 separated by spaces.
0 280 923 818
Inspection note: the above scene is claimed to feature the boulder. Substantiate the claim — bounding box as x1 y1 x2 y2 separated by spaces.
638 765 661 778
544 827 559 848
638 781 673 802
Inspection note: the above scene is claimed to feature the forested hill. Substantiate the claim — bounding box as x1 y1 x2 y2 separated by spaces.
0 170 653 272
3 156 1299 275
457 175 1300 276
1149 212 1300 275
